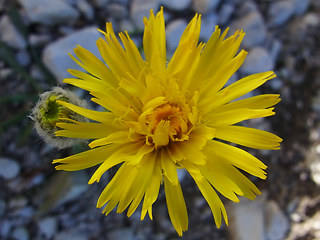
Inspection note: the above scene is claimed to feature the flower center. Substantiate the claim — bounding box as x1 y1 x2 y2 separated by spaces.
146 103 192 148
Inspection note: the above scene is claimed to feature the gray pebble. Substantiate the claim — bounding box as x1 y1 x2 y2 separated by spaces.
18 0 79 25
55 230 88 240
303 13 320 27
236 0 258 17
293 0 310 16
12 227 29 240
0 199 6 216
0 220 12 238
166 19 188 55
92 0 110 8
42 26 101 82
131 0 160 30
56 172 89 206
193 0 220 14
241 47 274 75
264 201 290 240
9 197 28 209
119 19 136 33
107 228 135 240
269 78 283 91
230 11 267 49
29 34 51 46
38 217 58 239
229 196 265 240
0 15 27 50
0 158 21 180
108 3 128 20
218 3 234 25
76 0 95 21
161 0 192 11
269 39 282 62
200 13 218 42
0 68 14 80
16 51 31 67
268 0 295 27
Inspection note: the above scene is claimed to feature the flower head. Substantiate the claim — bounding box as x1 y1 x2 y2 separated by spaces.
52 8 282 236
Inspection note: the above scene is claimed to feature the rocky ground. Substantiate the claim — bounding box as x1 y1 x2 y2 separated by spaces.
0 0 320 239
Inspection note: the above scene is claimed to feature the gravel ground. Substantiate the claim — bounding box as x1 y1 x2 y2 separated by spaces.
1 0 320 239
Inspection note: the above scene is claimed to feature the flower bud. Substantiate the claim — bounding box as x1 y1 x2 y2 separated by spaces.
31 87 88 149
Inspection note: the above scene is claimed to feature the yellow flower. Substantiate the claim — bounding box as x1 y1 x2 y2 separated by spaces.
52 8 282 236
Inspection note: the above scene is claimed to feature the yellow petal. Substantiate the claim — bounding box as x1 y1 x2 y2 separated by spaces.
161 148 178 185
97 162 129 208
215 125 282 150
199 50 247 112
89 130 129 148
216 94 281 112
72 45 117 86
127 152 158 217
206 108 275 127
183 161 228 227
119 152 155 214
141 155 161 220
202 71 276 109
164 176 188 236
88 142 143 184
153 120 170 148
56 100 116 124
207 140 267 179
53 145 116 171
55 122 112 139
143 8 166 73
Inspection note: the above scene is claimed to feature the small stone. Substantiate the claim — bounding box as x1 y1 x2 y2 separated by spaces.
0 158 20 180
269 78 283 91
292 0 310 16
12 227 29 240
76 0 94 20
55 230 88 240
229 196 265 240
16 50 31 67
0 220 12 238
92 0 110 8
108 3 128 19
199 13 218 42
269 39 282 62
107 228 135 240
29 34 51 46
131 0 160 30
9 197 27 209
119 19 136 33
310 158 320 185
56 172 89 206
177 168 187 182
0 199 6 216
192 0 220 14
0 15 27 49
264 201 290 240
240 47 274 75
166 19 188 55
303 13 320 27
161 0 192 11
42 27 101 82
230 11 267 48
218 3 234 25
18 0 79 25
268 0 295 27
38 217 57 239
236 0 258 16
0 68 13 80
